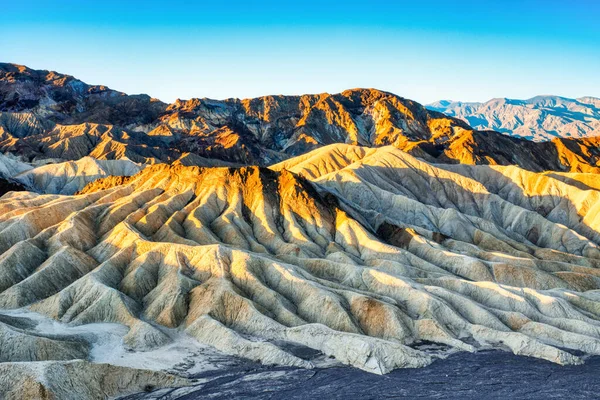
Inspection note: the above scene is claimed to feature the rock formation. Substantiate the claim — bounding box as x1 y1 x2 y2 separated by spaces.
2 144 600 397
0 361 190 399
13 157 143 195
1 62 600 398
0 63 165 126
0 153 144 195
2 63 600 172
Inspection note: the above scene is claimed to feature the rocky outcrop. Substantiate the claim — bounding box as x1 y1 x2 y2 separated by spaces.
0 361 190 399
3 63 600 172
0 118 186 164
0 63 166 126
153 89 475 165
1 145 600 389
439 129 600 173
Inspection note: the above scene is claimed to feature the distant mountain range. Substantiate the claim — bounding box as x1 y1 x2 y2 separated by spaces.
427 96 600 141
1 63 599 174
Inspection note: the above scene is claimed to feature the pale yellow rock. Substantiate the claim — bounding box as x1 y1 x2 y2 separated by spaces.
0 144 599 396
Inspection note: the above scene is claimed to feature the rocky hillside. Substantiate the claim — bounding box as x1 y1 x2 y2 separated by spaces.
0 152 147 194
2 63 600 172
2 144 600 396
0 63 165 126
428 96 600 141
153 89 476 164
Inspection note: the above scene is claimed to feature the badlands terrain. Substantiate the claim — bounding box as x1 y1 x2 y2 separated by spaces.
0 63 600 398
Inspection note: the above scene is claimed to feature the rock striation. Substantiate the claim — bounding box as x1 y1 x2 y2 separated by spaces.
1 145 600 397
1 62 600 398
0 153 144 195
0 360 190 399
13 156 143 195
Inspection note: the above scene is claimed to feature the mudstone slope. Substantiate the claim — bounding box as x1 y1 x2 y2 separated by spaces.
2 144 600 397
0 153 144 195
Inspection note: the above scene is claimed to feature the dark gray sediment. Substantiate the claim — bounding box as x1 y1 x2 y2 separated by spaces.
122 350 600 399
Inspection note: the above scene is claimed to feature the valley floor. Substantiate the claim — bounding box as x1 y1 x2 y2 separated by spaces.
122 350 600 400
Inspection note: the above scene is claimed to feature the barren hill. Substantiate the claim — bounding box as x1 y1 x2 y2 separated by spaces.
2 144 600 396
0 153 144 195
2 63 600 172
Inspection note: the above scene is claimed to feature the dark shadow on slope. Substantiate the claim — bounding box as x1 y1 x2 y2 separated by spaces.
331 164 600 248
0 177 26 196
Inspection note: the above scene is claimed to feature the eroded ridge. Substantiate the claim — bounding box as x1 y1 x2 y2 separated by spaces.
2 146 600 375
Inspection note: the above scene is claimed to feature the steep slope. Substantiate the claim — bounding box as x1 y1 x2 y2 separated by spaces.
0 154 144 195
0 118 187 164
439 130 600 173
2 63 600 173
0 361 189 399
0 63 166 126
1 145 600 398
13 157 143 195
544 171 600 192
0 152 32 177
0 177 26 196
428 96 600 141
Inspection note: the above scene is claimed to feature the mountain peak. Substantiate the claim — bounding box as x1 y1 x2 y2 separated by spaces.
1 63 599 173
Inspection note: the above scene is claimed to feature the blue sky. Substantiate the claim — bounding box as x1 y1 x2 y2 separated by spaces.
2 1 599 103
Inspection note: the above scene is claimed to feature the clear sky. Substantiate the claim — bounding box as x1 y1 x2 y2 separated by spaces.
2 1 599 104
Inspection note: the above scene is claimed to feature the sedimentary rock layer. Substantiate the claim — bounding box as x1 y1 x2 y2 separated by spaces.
1 145 600 391
0 360 189 399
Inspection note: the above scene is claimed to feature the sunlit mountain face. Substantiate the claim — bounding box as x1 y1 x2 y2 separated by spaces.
3 63 600 173
1 63 600 399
